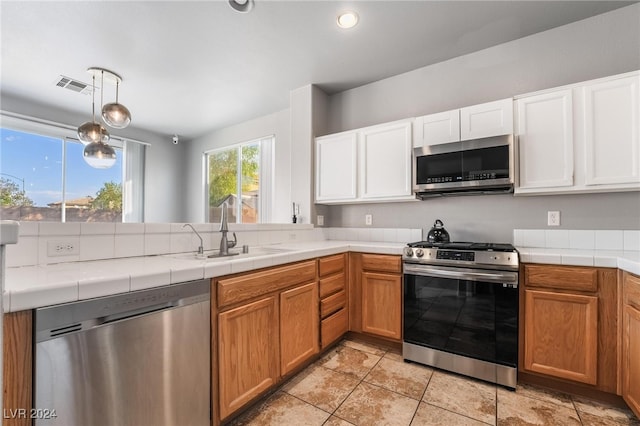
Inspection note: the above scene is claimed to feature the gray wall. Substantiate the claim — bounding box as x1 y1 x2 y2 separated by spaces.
322 4 640 241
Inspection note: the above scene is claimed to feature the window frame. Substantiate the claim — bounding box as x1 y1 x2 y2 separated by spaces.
204 135 274 224
0 111 146 222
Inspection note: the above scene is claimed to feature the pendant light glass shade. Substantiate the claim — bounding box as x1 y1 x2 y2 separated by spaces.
102 102 131 128
77 121 110 144
102 80 131 128
77 72 111 145
83 141 116 169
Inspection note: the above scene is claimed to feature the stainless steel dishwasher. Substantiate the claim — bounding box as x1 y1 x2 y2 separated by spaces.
34 279 210 426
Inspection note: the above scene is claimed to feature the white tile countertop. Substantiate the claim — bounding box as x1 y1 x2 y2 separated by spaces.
4 240 405 312
6 234 640 313
517 247 640 275
514 228 640 275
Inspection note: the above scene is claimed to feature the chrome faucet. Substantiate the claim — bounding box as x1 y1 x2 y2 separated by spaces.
219 201 237 255
183 223 204 256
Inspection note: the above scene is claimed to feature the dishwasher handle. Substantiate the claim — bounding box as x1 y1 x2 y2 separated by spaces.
35 279 210 343
102 301 175 324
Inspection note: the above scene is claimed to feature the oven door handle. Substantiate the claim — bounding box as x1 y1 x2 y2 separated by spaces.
403 264 518 285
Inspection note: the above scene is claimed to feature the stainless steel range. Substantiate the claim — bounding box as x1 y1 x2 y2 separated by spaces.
402 241 519 389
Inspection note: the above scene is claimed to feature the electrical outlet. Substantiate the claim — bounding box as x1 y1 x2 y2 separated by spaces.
547 211 561 226
365 214 373 226
317 215 324 226
47 240 80 257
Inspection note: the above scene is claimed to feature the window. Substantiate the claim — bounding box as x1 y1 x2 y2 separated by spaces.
0 115 145 222
206 136 273 224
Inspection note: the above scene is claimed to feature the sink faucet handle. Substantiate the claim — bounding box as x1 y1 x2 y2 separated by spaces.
228 232 237 249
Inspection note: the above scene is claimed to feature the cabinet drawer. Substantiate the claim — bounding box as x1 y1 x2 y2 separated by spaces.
524 264 597 292
361 254 401 273
319 254 346 277
321 290 346 318
218 260 316 307
624 272 640 310
321 308 348 348
320 273 345 298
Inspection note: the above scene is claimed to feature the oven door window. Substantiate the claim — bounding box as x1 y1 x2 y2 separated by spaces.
404 273 518 367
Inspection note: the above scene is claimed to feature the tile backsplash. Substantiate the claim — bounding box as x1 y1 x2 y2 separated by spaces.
514 229 640 251
7 223 422 267
7 222 322 267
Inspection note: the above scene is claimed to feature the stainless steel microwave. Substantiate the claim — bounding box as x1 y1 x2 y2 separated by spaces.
413 134 514 198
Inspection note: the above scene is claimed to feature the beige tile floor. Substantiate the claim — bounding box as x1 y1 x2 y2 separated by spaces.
231 337 640 426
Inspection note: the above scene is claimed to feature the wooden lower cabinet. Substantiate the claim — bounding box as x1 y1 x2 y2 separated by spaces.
218 296 279 420
622 272 640 417
3 311 33 426
216 260 322 422
361 271 402 339
280 282 319 375
520 264 618 394
350 253 402 341
524 289 598 384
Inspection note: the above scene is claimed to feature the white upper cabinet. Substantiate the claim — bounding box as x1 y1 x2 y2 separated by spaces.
315 131 357 202
516 90 574 190
359 121 413 199
413 109 460 147
460 98 514 141
315 119 414 204
413 98 513 148
515 71 640 195
583 76 639 186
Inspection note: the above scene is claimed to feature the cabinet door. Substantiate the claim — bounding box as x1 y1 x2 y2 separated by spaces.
315 132 357 202
524 289 598 385
583 76 640 186
3 311 33 426
516 90 574 191
361 271 401 340
414 109 460 147
280 282 319 375
359 120 412 199
623 304 640 417
623 272 640 418
460 98 513 140
218 297 279 420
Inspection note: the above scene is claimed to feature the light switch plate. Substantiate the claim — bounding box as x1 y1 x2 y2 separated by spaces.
365 214 372 226
317 215 324 226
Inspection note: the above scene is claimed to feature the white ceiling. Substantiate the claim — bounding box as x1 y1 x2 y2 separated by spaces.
0 1 634 139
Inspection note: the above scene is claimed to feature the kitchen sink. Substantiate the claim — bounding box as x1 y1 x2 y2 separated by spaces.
168 245 294 261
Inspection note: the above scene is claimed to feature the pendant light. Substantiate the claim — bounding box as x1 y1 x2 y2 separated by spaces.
102 74 131 129
78 69 116 169
77 72 110 145
83 139 117 169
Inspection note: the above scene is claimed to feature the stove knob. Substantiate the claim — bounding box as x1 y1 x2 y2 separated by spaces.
404 248 414 257
415 248 424 257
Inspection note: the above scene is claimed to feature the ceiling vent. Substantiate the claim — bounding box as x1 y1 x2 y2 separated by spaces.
54 75 93 95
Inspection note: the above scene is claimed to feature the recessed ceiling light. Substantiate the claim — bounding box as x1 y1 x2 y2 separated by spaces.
229 0 254 13
337 11 359 29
